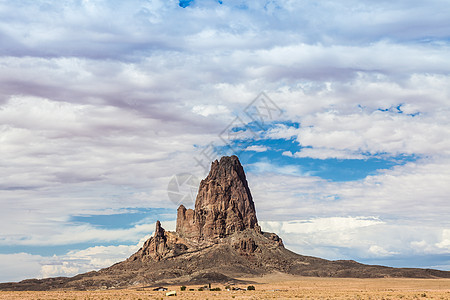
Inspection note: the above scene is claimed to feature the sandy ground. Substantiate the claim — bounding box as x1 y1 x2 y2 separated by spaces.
1 273 450 299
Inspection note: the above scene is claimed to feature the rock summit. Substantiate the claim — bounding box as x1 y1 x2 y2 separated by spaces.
177 155 260 239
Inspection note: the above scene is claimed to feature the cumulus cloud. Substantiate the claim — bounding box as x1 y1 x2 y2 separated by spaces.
287 148 366 160
436 230 450 251
0 220 178 282
0 240 145 282
297 111 450 156
248 157 450 222
0 253 44 283
368 245 396 257
0 223 151 247
260 216 447 262
39 242 144 279
244 145 268 152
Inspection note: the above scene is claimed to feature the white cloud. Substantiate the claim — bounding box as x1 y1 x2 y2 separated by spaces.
436 229 450 251
248 157 450 223
281 150 293 157
248 161 303 176
260 217 447 262
267 100 450 160
368 245 398 257
244 145 268 152
0 223 152 247
290 148 365 160
279 217 384 234
39 242 144 279
192 104 229 117
0 253 44 283
0 222 178 282
298 111 450 156
0 213 176 247
0 239 147 282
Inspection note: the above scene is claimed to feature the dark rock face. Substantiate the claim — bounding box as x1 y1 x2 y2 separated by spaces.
263 232 284 247
128 221 188 262
233 237 259 255
129 221 168 262
176 155 260 240
176 204 197 239
146 220 168 261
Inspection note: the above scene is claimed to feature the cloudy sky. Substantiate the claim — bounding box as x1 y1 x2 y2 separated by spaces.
1 0 450 282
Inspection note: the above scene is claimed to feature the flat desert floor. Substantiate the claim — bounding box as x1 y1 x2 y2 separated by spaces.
1 273 450 299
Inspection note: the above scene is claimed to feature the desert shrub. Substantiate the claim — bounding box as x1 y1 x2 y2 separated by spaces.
225 285 231 290
211 287 221 291
198 287 204 291
180 285 186 291
189 288 194 291
247 285 255 290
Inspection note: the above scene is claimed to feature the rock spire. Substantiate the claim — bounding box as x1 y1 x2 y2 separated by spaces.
176 155 260 239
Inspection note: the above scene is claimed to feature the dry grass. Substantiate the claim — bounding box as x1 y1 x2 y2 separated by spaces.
1 274 450 299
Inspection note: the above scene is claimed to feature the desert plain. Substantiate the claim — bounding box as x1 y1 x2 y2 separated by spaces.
1 273 449 300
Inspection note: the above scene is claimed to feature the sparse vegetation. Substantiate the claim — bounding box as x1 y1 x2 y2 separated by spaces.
1 277 449 299
180 285 186 291
210 287 221 291
247 285 255 290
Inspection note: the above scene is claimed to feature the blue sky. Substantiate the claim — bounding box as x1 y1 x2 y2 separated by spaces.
1 0 450 282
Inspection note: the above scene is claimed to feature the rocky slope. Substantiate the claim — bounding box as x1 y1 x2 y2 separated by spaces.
1 155 450 291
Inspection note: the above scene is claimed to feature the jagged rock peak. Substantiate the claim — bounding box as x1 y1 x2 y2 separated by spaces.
177 155 260 240
206 155 248 183
154 220 164 237
128 220 168 262
128 220 188 262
